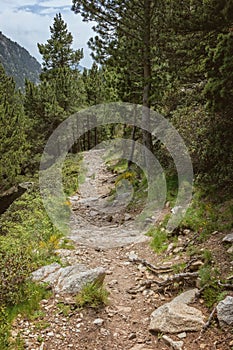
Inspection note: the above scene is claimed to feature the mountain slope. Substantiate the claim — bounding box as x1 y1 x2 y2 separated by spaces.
0 31 41 89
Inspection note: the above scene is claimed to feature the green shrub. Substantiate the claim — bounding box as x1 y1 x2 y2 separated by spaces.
62 153 83 196
0 236 34 306
180 191 233 240
149 227 169 253
0 306 10 350
8 282 51 322
75 282 109 309
0 152 83 346
198 266 223 308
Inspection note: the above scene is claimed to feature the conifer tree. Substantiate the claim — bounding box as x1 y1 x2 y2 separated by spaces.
72 0 158 152
0 65 29 191
38 13 83 75
37 13 85 113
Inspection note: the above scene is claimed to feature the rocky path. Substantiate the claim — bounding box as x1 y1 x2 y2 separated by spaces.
14 150 233 350
69 149 148 249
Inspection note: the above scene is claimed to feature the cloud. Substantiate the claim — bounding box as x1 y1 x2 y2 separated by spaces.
39 0 70 7
39 7 70 15
0 3 95 67
1 0 37 12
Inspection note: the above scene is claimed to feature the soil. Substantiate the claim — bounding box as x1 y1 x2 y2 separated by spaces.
13 150 233 350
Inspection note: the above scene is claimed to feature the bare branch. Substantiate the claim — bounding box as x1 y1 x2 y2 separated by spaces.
155 272 199 288
129 255 173 275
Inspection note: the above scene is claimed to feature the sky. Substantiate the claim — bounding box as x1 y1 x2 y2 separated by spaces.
0 0 95 68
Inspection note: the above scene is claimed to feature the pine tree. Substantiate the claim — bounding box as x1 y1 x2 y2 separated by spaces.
38 13 83 75
0 65 29 191
72 0 159 152
38 13 85 113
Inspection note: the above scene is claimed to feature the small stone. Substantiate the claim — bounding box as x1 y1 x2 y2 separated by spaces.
162 335 184 350
211 230 218 235
128 332 137 340
100 327 109 336
173 247 183 254
223 233 233 243
47 331 54 337
93 318 104 326
183 229 190 235
177 332 187 339
89 210 98 217
108 279 118 286
189 261 204 271
167 243 174 252
227 246 233 254
138 264 147 272
128 251 138 261
11 330 18 338
124 213 132 221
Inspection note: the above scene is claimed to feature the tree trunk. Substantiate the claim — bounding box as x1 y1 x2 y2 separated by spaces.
142 0 153 153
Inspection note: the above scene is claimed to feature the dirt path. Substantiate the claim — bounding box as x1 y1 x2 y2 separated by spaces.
69 149 148 249
14 150 232 350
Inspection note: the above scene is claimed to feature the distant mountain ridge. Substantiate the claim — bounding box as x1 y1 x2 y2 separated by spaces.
0 31 41 89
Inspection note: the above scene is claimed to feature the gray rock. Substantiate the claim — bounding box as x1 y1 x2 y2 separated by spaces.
227 246 233 254
128 251 138 261
31 263 60 281
222 233 233 243
166 243 174 253
89 210 99 217
149 290 204 334
162 335 184 350
171 289 198 304
93 318 104 326
173 247 184 254
124 213 132 221
177 332 187 339
31 263 105 295
217 296 233 327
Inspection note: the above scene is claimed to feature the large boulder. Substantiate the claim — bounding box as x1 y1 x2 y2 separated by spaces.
31 262 105 295
217 296 233 327
149 289 205 334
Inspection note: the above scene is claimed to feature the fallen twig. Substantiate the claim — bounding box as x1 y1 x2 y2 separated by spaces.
155 272 199 288
217 280 233 290
202 306 217 332
129 256 173 275
194 306 217 343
